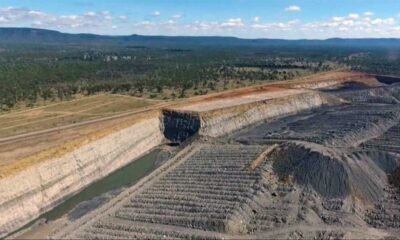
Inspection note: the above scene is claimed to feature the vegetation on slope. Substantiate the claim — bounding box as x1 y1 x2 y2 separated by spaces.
0 44 342 111
1 28 399 112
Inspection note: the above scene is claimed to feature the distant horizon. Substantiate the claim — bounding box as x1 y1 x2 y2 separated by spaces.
3 26 400 41
0 0 400 39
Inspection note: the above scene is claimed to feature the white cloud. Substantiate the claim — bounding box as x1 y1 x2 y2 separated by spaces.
220 18 244 28
348 13 359 19
152 11 161 17
85 11 96 17
302 13 398 38
167 19 176 24
1 6 400 39
118 15 128 22
0 7 47 23
285 5 301 12
288 19 301 25
190 21 220 31
371 17 395 25
0 6 124 32
102 11 112 20
134 20 155 28
0 16 7 23
172 14 182 19
364 11 374 17
251 19 300 31
28 10 47 18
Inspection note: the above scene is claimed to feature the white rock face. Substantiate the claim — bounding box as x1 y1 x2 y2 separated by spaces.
199 92 327 137
0 91 333 237
0 117 164 238
291 79 344 89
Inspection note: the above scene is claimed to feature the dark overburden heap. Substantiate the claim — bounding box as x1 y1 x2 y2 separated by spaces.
73 145 268 239
236 104 400 147
54 82 400 239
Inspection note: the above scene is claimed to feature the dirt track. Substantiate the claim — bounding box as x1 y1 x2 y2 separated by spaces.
0 70 373 144
3 70 400 239
48 72 400 239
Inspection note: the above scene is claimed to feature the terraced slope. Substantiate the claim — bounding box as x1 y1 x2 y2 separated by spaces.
363 123 400 154
0 113 164 238
4 71 400 239
58 144 271 239
236 104 400 147
55 143 400 239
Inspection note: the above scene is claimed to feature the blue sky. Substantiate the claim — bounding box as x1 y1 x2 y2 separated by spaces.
0 0 400 38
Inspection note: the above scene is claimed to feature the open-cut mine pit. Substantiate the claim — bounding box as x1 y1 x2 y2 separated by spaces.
2 71 400 239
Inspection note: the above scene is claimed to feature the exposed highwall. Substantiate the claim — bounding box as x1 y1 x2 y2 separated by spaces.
0 91 336 237
162 110 200 142
0 117 164 238
375 75 400 85
199 92 329 138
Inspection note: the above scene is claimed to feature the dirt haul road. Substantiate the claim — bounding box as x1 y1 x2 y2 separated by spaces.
2 70 399 239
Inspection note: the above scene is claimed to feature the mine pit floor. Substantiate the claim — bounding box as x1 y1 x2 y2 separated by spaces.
11 148 172 239
10 77 400 239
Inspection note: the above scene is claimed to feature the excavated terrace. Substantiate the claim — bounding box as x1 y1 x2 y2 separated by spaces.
3 71 400 239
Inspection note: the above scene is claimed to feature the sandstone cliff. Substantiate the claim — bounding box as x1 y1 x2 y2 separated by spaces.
198 92 330 138
0 71 374 238
0 116 164 238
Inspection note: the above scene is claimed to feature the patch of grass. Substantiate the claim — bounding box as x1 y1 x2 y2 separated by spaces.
0 111 159 178
0 94 158 138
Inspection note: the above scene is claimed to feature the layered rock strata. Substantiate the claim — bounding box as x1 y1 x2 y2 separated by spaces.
0 116 164 238
165 91 332 140
199 92 330 138
1 71 385 238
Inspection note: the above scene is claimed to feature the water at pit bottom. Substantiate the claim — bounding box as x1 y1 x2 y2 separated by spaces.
12 149 161 237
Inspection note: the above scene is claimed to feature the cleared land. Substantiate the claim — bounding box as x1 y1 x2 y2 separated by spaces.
0 94 158 138
0 71 355 162
168 71 380 112
0 71 388 179
0 110 161 178
51 73 400 239
3 70 400 239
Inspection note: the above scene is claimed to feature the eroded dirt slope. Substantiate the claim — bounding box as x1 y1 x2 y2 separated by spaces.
52 78 400 239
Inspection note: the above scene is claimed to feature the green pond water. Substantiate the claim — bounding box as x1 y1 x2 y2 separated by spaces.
42 149 160 221
8 149 162 238
10 149 161 239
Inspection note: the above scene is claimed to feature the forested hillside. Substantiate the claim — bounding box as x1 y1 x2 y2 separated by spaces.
0 28 399 111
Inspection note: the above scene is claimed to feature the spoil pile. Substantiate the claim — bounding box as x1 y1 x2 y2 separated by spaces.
1 71 394 239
